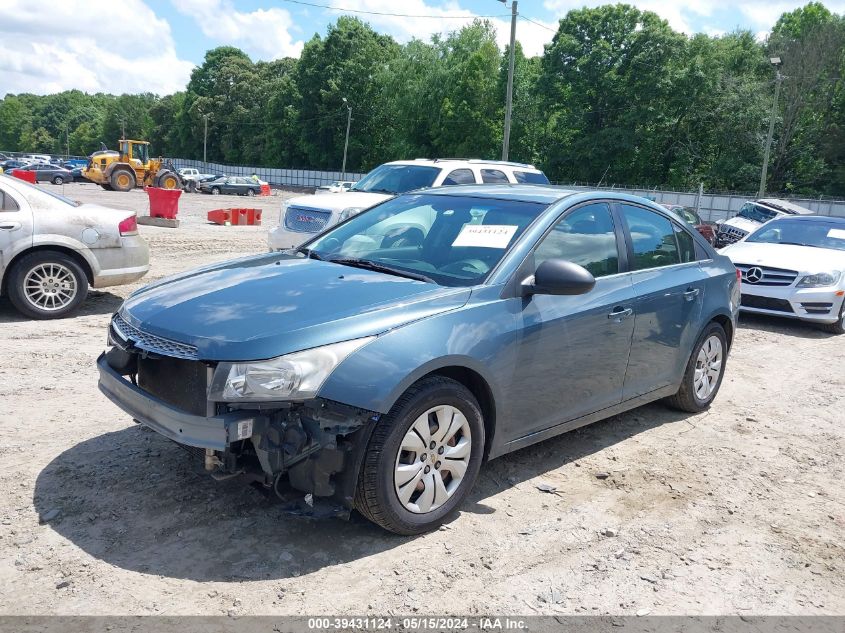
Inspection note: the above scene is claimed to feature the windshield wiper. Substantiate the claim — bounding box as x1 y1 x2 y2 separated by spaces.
327 257 435 283
779 241 821 248
352 187 396 195
294 247 323 260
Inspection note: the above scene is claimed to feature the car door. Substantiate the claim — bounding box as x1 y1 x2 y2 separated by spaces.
503 202 636 439
616 203 706 400
0 184 33 275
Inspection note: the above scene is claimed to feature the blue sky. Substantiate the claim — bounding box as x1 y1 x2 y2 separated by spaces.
2 0 843 96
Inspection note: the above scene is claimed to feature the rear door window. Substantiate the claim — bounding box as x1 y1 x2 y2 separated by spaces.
674 224 697 263
480 169 510 184
620 204 681 270
442 169 475 186
0 187 20 211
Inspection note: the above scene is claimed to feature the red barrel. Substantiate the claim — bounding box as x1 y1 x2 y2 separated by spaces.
146 187 181 219
10 169 36 184
260 184 271 196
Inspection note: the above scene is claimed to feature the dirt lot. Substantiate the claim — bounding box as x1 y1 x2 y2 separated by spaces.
0 182 843 616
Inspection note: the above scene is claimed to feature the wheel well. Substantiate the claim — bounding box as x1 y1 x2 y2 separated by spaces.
711 314 734 350
424 366 496 460
1 246 94 295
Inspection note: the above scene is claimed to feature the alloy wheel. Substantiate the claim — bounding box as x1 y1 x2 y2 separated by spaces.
23 263 77 311
393 405 472 514
693 335 723 400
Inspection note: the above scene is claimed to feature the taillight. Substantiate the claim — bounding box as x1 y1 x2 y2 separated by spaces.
736 267 742 285
119 215 138 236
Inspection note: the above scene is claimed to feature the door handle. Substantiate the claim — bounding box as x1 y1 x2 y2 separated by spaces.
0 222 21 231
607 307 633 321
683 287 701 302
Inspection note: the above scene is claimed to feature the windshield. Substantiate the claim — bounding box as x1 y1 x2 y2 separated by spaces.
351 164 440 195
738 202 779 223
677 207 701 225
746 218 845 251
305 193 549 287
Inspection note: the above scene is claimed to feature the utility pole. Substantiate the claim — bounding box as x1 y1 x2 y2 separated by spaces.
500 0 518 161
759 57 783 198
341 98 352 179
121 119 125 139
65 123 69 158
203 114 209 163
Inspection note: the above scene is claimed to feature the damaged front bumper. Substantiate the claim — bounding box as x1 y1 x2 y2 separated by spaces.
96 351 379 508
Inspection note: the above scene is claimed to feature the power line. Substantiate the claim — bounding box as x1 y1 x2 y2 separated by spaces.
279 0 508 19
520 15 557 33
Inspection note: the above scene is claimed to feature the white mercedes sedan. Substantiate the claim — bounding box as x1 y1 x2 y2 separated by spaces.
721 215 845 333
0 174 149 319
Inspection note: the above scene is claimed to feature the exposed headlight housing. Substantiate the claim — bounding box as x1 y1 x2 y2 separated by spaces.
208 337 374 402
339 206 364 222
796 271 841 288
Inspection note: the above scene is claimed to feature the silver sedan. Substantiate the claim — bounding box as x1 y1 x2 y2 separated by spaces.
0 174 149 319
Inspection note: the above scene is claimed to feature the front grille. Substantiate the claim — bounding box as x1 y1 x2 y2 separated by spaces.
717 225 748 244
734 264 798 287
112 314 199 360
741 294 794 313
137 355 210 416
801 302 833 314
284 206 332 233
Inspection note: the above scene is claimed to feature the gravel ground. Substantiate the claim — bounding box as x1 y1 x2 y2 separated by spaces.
0 182 843 616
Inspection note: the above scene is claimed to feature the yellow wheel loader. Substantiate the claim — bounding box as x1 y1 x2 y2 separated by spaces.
82 139 182 192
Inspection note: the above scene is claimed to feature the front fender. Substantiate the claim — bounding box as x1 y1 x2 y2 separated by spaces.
318 285 517 415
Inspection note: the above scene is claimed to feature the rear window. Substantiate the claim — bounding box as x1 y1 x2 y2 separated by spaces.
514 170 550 184
480 169 510 184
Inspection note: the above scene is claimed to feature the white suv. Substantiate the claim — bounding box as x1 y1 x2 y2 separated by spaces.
267 159 549 251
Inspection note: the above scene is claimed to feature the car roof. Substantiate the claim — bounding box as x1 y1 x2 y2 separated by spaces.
417 184 574 204
385 158 542 172
755 198 815 215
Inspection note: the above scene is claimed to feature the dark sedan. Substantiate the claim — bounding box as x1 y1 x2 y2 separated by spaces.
199 176 260 196
17 163 74 185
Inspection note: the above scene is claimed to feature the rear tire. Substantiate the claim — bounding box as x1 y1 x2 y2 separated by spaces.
100 183 113 191
354 376 485 535
247 188 256 197
7 251 88 319
665 322 728 413
211 187 221 195
110 169 136 192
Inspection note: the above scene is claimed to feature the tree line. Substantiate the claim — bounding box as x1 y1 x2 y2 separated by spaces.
1 2 843 196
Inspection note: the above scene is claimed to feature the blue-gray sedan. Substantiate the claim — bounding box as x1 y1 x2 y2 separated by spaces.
97 185 740 534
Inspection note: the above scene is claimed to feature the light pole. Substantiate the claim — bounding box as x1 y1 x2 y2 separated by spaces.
499 0 518 161
759 57 783 198
203 114 210 163
341 97 352 179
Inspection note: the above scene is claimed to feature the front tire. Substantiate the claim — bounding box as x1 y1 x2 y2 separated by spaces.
246 188 256 197
110 169 136 192
52 175 64 185
819 300 845 334
355 376 485 535
156 171 181 189
665 322 728 412
7 251 88 319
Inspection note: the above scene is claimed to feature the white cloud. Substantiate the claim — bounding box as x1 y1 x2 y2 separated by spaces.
324 0 556 56
173 0 304 60
0 0 193 96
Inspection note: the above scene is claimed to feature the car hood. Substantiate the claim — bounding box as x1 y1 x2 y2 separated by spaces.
121 253 470 361
721 242 845 272
287 190 392 213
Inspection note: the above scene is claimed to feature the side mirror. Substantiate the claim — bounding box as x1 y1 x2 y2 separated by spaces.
523 259 596 296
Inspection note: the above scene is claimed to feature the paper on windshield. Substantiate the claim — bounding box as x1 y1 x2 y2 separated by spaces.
828 228 845 240
453 224 518 248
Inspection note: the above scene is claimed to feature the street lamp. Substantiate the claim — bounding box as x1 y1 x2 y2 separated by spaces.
341 97 352 179
758 57 783 198
202 113 210 164
498 0 518 161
